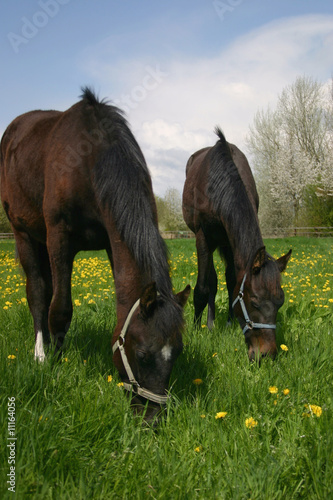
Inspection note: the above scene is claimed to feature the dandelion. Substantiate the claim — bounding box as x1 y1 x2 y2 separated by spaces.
74 299 81 306
283 389 290 396
245 417 258 429
193 378 203 385
107 375 113 383
304 404 322 418
8 355 16 359
62 358 68 362
280 344 288 351
215 412 227 419
117 382 124 387
200 414 206 419
194 446 202 452
269 386 278 394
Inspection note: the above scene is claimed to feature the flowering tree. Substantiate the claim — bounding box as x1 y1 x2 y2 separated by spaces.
247 76 333 231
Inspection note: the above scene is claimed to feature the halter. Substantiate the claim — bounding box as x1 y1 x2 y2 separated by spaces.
232 274 277 335
112 299 169 405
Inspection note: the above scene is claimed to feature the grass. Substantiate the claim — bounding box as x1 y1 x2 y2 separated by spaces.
0 237 332 499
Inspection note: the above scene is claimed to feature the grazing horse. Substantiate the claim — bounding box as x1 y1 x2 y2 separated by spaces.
182 128 291 360
0 88 190 420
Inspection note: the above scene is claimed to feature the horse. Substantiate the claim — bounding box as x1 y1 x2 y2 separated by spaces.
0 87 190 420
182 127 291 361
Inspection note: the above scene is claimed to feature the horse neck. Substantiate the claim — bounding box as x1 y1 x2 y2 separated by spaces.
110 235 173 321
225 207 264 275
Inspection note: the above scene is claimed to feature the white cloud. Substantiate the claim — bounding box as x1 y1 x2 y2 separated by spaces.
83 14 333 196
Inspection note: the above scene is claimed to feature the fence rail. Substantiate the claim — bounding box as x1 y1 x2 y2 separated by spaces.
262 227 333 238
0 233 14 239
1 228 333 241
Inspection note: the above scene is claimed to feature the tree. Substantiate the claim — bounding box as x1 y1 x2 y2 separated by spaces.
155 188 187 231
0 204 11 233
247 76 333 230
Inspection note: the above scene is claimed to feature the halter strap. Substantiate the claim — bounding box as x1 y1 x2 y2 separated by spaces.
232 273 277 335
112 299 169 405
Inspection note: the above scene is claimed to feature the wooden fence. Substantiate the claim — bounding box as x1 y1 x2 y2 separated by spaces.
1 228 333 241
262 227 333 238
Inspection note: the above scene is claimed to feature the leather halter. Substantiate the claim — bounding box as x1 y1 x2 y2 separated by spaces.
232 274 277 335
112 299 169 405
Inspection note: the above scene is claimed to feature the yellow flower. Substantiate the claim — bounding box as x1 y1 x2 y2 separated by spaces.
74 299 81 306
194 446 202 452
107 375 113 383
8 355 16 359
215 412 227 419
245 417 258 429
305 404 322 418
62 358 68 362
200 414 206 419
269 386 278 394
117 382 124 387
212 352 218 357
193 378 203 385
283 389 290 396
280 344 288 351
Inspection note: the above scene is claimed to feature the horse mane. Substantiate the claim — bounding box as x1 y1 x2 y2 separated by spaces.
207 127 264 267
80 87 172 297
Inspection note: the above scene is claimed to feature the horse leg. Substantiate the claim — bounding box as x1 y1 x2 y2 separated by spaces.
222 246 236 322
193 229 216 328
47 229 74 352
14 231 52 361
207 259 217 329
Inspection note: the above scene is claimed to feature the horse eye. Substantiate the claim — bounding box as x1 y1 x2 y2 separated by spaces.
136 349 152 364
251 301 260 310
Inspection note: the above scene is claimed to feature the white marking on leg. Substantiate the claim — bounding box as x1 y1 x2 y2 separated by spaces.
161 343 172 361
34 330 45 362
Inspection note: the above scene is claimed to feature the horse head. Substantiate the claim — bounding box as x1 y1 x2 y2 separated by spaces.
233 247 292 361
112 282 190 422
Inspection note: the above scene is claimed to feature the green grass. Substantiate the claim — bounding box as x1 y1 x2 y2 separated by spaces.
0 237 332 499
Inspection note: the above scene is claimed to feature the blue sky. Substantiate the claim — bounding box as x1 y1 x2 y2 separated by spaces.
1 0 333 195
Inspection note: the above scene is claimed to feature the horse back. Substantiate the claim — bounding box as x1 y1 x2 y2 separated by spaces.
0 110 62 239
182 136 259 236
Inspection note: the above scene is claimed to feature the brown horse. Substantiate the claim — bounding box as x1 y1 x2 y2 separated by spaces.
0 88 190 420
182 128 291 360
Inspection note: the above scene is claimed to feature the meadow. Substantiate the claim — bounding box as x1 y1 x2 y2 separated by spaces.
0 237 332 499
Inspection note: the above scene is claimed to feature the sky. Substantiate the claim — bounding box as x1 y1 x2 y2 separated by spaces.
1 0 332 196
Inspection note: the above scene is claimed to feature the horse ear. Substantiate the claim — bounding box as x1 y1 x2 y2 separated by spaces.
276 249 292 273
175 284 191 308
251 247 267 274
140 282 157 317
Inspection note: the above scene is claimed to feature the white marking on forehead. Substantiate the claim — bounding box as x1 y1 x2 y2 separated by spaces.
34 330 45 362
161 343 172 362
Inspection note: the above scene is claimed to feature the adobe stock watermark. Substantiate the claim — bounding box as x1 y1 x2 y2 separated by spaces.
7 0 71 54
113 64 168 114
51 64 168 175
7 397 16 493
213 0 244 21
